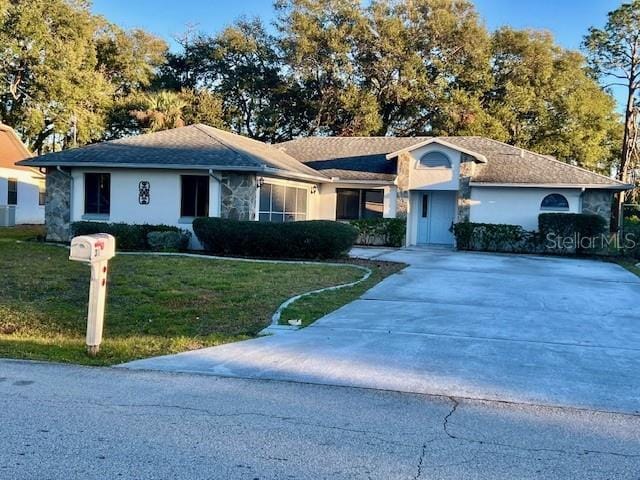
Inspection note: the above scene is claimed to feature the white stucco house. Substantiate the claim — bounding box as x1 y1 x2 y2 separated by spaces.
0 123 45 225
18 124 630 247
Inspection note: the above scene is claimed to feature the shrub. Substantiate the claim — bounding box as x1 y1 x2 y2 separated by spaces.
71 222 187 251
147 231 191 252
538 213 607 254
193 218 358 259
349 218 406 247
453 222 534 252
623 221 640 259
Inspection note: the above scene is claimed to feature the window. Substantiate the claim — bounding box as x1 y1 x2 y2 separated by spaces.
38 179 46 206
540 193 569 211
7 178 17 205
259 183 308 222
84 173 110 215
422 193 429 218
336 189 384 220
181 175 209 217
419 151 451 169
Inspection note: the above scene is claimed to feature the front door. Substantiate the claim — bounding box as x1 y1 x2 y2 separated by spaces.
417 191 456 245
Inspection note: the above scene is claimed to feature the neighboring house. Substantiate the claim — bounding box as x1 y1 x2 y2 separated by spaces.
18 124 630 247
0 123 45 225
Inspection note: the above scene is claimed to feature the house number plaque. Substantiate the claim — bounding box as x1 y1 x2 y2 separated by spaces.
138 181 150 205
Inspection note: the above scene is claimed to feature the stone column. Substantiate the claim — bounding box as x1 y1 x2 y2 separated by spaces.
395 152 411 218
581 190 613 230
220 173 257 220
456 154 476 223
45 168 72 242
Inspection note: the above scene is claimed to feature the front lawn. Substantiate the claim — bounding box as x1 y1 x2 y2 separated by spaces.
0 227 399 365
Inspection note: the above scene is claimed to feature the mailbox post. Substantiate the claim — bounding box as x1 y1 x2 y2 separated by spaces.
69 233 116 356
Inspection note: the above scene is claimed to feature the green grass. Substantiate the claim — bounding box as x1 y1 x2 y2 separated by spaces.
279 258 405 327
614 258 640 278
0 226 399 365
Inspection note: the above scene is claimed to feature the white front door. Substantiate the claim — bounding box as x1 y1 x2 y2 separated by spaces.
416 191 456 245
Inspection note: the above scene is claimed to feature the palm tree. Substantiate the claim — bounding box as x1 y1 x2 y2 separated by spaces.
131 91 187 132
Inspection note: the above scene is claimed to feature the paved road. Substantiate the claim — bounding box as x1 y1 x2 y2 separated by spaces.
1 360 639 479
123 249 640 414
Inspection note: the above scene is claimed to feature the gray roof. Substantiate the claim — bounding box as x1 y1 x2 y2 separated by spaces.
441 137 627 187
19 124 324 180
278 136 627 188
19 125 627 188
278 136 430 182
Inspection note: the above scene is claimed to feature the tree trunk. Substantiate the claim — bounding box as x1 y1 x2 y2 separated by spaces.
613 84 636 230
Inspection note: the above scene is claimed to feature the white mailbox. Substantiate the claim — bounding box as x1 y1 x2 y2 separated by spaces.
69 233 115 263
69 233 116 356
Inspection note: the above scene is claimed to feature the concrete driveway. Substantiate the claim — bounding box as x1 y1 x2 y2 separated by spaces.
123 248 640 414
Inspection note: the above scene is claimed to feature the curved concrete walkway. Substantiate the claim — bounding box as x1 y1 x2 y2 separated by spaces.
121 248 640 414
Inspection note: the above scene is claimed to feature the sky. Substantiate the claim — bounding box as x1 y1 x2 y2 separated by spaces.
91 0 624 105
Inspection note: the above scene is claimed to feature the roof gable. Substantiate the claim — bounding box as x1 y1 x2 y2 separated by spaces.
0 123 34 171
18 124 325 180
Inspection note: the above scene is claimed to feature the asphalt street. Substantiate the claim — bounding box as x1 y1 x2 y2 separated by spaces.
1 359 639 479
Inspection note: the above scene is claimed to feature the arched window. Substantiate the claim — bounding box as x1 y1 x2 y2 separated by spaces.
419 151 451 169
540 193 569 211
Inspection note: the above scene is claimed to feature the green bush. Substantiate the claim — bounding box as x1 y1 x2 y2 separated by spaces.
349 218 406 247
71 222 187 251
538 213 607 254
193 218 358 259
453 222 535 252
623 221 640 259
147 231 191 252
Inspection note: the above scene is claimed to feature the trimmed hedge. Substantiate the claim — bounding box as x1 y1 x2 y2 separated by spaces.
623 220 640 259
538 213 607 254
147 231 191 252
454 213 610 255
71 222 190 251
453 222 535 253
193 218 358 259
349 218 406 247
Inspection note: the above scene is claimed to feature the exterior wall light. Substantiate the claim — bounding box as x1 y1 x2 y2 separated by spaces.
257 177 265 188
311 184 318 194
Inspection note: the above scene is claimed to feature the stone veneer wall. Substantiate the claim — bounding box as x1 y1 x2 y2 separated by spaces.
220 173 257 220
456 154 476 222
395 152 411 218
44 168 72 242
582 189 614 230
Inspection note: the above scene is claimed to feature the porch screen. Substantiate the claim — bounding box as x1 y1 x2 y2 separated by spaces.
259 183 308 222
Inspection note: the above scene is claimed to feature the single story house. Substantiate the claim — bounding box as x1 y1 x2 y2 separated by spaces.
0 123 45 225
18 124 630 247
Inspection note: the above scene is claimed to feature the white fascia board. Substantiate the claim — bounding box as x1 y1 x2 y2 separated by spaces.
385 138 488 163
469 182 631 190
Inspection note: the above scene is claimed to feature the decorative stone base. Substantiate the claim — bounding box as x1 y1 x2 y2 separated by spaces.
45 168 71 242
582 190 614 230
220 173 257 220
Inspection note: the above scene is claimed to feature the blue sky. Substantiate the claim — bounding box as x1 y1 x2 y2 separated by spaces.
92 0 620 51
91 0 624 106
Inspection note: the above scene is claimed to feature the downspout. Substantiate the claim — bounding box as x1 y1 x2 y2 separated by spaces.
208 169 222 217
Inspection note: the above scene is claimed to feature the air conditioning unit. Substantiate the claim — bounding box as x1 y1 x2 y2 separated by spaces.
0 206 16 227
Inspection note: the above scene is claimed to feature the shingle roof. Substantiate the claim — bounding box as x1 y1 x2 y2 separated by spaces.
19 126 628 188
440 137 627 187
18 124 324 180
278 135 627 188
277 137 429 182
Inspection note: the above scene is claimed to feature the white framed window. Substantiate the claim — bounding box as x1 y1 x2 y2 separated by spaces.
540 193 569 211
259 183 308 222
418 151 451 169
